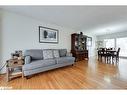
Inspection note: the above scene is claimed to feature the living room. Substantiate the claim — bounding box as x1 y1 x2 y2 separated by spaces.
0 5 127 91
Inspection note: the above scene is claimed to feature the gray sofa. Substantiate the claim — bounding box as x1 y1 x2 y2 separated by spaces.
23 49 75 77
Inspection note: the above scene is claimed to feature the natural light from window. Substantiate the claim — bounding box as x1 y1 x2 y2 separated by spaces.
116 37 127 57
104 39 115 48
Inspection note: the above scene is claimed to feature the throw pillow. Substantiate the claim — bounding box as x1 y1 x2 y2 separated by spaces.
24 49 43 60
53 50 60 58
59 49 67 57
43 50 53 59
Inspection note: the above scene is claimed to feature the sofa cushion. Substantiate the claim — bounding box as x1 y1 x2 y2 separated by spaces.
24 49 43 60
55 57 75 64
23 59 56 70
43 50 53 59
59 49 67 57
53 50 60 58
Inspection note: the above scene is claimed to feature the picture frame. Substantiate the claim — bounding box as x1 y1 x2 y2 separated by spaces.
39 26 59 43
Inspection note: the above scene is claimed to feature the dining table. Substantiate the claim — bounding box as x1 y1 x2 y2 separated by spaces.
97 49 117 62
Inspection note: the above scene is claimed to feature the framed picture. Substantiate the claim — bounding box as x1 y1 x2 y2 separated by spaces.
39 26 59 43
87 37 92 47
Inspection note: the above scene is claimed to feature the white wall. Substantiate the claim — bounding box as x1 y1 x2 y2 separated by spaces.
89 35 96 57
0 10 76 73
81 31 97 57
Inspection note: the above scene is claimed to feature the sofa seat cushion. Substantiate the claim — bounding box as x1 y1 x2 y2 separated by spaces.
23 59 56 71
55 57 75 64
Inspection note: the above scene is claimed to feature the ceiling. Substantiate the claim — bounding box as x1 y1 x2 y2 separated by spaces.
1 6 127 35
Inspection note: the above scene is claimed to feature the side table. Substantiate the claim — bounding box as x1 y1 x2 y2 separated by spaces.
6 58 24 82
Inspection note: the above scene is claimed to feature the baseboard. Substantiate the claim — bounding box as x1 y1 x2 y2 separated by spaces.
120 57 127 59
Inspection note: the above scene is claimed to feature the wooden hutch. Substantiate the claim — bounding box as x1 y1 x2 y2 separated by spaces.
71 32 89 61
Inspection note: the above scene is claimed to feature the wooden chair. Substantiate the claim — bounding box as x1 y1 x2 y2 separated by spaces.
99 48 113 63
105 51 112 63
112 48 120 62
99 48 107 62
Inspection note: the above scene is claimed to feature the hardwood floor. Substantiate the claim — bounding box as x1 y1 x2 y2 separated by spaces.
0 57 127 89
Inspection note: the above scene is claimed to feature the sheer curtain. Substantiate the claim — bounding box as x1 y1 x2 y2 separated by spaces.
116 37 127 57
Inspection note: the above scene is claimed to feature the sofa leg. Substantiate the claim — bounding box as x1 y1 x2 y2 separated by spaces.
22 72 24 78
26 76 32 79
26 76 29 79
72 64 74 66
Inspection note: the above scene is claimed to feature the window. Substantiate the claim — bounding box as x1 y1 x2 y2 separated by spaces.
104 39 115 48
103 37 127 58
116 37 127 57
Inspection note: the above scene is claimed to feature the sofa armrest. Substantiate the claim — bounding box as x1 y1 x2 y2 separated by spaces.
66 52 73 57
25 56 31 64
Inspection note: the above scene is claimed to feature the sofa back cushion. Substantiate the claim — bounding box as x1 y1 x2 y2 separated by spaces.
24 49 43 60
53 50 60 58
43 49 54 59
59 49 67 57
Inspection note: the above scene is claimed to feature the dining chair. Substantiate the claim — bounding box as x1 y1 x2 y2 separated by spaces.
97 48 104 61
112 48 120 62
101 48 114 63
99 48 111 63
106 51 112 63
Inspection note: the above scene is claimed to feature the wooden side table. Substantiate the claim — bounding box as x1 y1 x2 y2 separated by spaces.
6 58 24 82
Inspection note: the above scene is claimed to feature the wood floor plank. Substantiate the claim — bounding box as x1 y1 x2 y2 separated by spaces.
0 58 127 89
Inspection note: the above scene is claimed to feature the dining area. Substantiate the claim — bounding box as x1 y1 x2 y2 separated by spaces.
97 48 120 64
